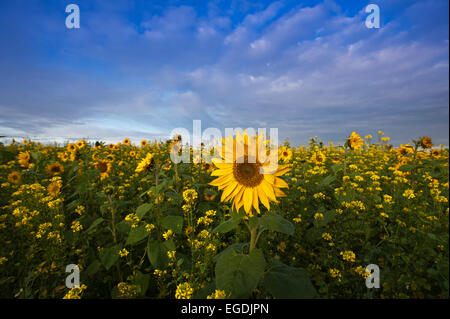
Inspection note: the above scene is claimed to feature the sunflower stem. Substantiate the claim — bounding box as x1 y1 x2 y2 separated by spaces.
249 226 258 252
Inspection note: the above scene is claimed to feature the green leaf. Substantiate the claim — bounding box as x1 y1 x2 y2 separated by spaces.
86 217 104 234
134 272 151 297
147 241 174 269
126 225 150 245
161 215 184 234
31 151 42 161
213 216 242 234
215 248 266 298
136 203 153 219
100 245 121 270
331 164 344 173
85 260 102 276
259 214 294 235
116 220 131 234
264 261 317 298
319 175 336 187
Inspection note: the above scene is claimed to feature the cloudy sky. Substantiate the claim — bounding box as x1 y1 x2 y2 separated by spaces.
0 0 448 146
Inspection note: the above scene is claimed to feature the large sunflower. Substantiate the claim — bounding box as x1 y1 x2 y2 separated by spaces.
346 132 363 149
94 160 111 179
135 153 154 173
209 131 290 215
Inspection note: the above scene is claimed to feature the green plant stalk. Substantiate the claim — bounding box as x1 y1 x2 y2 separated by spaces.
249 226 258 252
107 194 122 281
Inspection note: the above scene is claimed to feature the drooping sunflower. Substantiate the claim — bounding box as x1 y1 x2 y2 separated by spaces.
209 131 290 215
278 146 293 162
94 160 112 179
419 136 433 149
7 171 21 184
346 132 363 149
46 162 64 175
135 153 154 173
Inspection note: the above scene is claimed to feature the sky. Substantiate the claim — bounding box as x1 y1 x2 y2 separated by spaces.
0 0 448 146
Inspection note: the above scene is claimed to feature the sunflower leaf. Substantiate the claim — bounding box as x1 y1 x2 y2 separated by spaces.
213 216 243 234
259 214 294 235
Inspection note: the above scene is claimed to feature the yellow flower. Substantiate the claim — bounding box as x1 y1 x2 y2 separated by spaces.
46 162 64 175
135 153 154 173
67 143 77 152
311 151 326 164
140 139 148 147
278 146 293 162
71 221 83 232
347 132 363 149
167 250 176 259
17 151 31 168
419 136 433 149
94 160 111 179
47 181 62 197
163 229 173 240
322 233 332 241
207 290 227 299
329 268 342 281
314 212 324 220
63 284 87 299
402 189 415 199
175 282 193 299
76 140 86 149
7 171 21 184
209 130 290 215
183 189 198 204
123 138 131 145
340 250 356 262
119 248 129 257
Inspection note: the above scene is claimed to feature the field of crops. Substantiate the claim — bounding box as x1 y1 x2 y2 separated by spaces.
0 132 448 299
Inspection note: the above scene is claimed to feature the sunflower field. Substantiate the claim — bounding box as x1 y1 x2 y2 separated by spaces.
0 132 448 299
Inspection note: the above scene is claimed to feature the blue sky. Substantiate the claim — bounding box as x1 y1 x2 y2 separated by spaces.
0 0 448 145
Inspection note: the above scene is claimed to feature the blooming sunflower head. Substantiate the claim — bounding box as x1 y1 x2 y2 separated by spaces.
431 149 440 157
7 171 21 184
76 140 86 149
94 160 111 179
123 138 131 145
209 130 290 216
346 132 363 149
278 146 293 162
67 143 77 152
311 151 326 164
140 139 148 147
47 181 62 197
135 153 154 173
397 144 413 157
46 162 64 175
